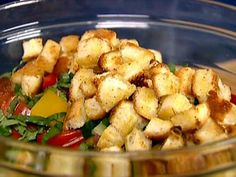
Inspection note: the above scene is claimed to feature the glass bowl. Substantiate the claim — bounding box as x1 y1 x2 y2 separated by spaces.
0 0 236 176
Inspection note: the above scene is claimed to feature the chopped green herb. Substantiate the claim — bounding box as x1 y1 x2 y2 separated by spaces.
57 73 74 89
0 119 25 127
25 93 43 109
101 117 109 127
20 130 39 142
14 84 23 96
79 142 89 151
168 62 176 73
0 126 11 136
82 120 97 138
42 122 63 144
7 96 19 115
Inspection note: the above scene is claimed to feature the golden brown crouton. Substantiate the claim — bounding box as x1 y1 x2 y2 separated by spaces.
110 101 142 137
158 93 192 120
74 37 111 69
97 74 136 112
97 125 124 149
149 49 162 63
98 50 122 71
69 69 96 101
144 117 173 140
63 98 87 130
84 96 106 120
36 39 61 73
175 67 195 96
22 38 43 61
133 87 158 120
81 28 119 47
152 72 180 97
60 35 79 53
161 129 184 150
125 128 152 151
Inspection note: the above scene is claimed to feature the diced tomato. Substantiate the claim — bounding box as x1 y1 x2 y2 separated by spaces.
37 130 84 148
11 129 22 140
42 73 58 90
1 97 13 114
14 101 31 116
231 94 236 105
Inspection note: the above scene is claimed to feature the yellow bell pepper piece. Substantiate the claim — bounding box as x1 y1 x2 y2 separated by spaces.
31 90 68 117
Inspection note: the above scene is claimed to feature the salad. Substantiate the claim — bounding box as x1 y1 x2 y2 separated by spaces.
0 28 236 152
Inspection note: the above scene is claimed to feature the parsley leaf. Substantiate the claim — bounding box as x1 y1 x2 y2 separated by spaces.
82 120 97 138
168 62 176 73
42 122 63 144
57 73 74 89
7 96 19 116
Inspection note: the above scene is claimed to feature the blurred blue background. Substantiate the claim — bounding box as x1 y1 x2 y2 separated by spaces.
1 0 236 6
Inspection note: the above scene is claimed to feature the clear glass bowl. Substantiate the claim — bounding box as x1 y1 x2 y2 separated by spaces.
0 0 236 176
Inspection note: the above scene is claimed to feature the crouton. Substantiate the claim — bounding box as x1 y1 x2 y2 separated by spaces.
81 29 119 47
119 39 139 48
84 96 106 120
120 43 154 66
161 129 184 150
22 38 43 61
125 128 152 151
110 101 142 137
175 67 195 96
97 125 124 149
74 37 111 69
149 49 162 63
194 118 227 144
97 74 136 112
21 74 43 97
144 117 173 140
192 69 218 103
171 103 210 132
60 35 79 53
36 39 61 73
98 50 122 71
217 78 231 101
158 93 192 120
63 98 87 130
101 146 123 152
133 87 158 120
69 69 96 101
152 72 180 97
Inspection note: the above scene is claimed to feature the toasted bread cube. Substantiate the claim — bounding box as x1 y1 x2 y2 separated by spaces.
101 146 123 152
221 104 236 126
149 49 162 63
97 125 124 149
144 117 173 140
110 101 142 137
133 87 158 120
148 63 170 77
175 67 195 96
84 96 106 120
60 35 79 53
98 50 122 71
192 69 218 103
161 129 184 150
117 61 145 81
120 43 154 66
75 37 111 69
217 78 231 101
69 69 96 101
81 29 119 47
194 118 227 144
97 74 136 112
152 72 180 97
36 40 61 73
119 39 139 48
171 103 210 132
63 98 87 130
22 38 43 61
125 128 152 151
21 74 43 97
158 93 192 120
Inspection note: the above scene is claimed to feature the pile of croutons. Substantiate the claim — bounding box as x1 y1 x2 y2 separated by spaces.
12 29 236 151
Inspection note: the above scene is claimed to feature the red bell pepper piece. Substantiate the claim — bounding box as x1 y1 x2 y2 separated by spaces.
37 130 84 148
42 73 58 90
231 94 236 105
